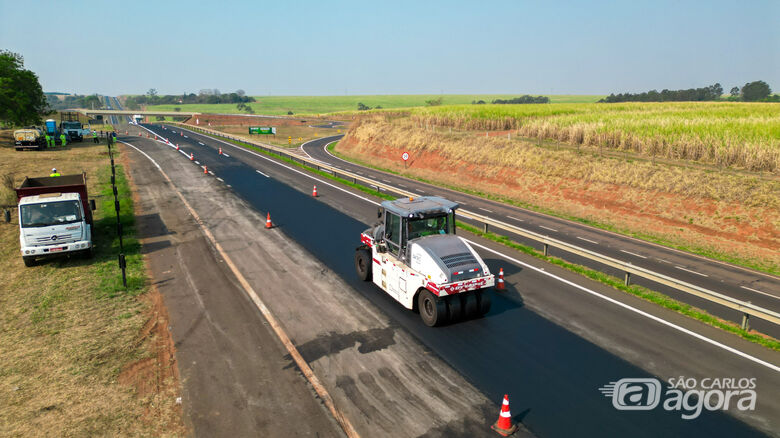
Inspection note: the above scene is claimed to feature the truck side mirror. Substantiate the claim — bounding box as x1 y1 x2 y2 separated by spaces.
376 242 387 253
377 208 383 219
90 199 96 211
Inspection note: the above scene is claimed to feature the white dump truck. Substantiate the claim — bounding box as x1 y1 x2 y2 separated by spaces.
355 196 494 326
15 173 96 267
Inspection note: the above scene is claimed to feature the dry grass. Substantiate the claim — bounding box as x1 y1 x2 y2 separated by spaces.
339 115 780 272
410 102 780 173
0 143 184 436
215 124 340 148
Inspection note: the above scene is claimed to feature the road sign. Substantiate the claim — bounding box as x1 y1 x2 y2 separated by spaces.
402 152 410 161
249 126 277 135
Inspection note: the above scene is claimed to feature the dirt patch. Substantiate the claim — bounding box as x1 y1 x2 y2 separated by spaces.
338 121 780 270
184 114 316 127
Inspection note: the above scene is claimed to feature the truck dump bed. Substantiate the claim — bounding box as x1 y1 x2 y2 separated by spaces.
15 173 93 225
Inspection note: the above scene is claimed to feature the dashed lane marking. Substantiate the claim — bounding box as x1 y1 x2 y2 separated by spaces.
540 225 558 232
675 266 709 277
576 236 598 244
620 249 647 259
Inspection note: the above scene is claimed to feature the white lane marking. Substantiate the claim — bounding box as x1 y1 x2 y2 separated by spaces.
507 216 524 222
675 266 709 277
383 179 392 183
129 135 780 374
658 258 672 264
299 137 326 159
119 140 359 435
179 150 189 157
540 225 558 232
208 171 215 176
195 161 200 165
577 236 598 244
198 141 205 146
356 171 363 175
256 170 270 177
217 177 224 182
184 135 188 138
223 153 230 157
398 183 407 188
620 249 647 259
478 207 493 213
464 239 780 373
458 201 468 205
740 286 780 300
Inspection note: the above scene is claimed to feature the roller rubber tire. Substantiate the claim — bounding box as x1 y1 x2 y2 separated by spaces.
462 292 479 319
419 290 447 327
355 248 372 281
477 289 492 316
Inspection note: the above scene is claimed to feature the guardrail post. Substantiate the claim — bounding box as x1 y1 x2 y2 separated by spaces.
741 313 750 331
483 223 489 233
543 243 549 257
624 272 631 286
4 209 10 223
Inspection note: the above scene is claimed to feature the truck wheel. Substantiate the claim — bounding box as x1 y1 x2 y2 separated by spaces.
446 295 462 322
23 256 36 267
355 248 372 281
418 290 447 327
462 292 479 319
477 290 492 316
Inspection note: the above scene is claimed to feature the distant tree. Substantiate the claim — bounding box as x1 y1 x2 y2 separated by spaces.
472 100 486 104
174 107 181 112
0 50 48 126
492 95 549 104
730 86 741 97
425 97 443 106
147 88 157 97
357 102 371 111
598 83 725 103
236 89 246 97
82 94 103 109
375 105 382 109
287 110 294 115
741 80 771 101
236 102 246 111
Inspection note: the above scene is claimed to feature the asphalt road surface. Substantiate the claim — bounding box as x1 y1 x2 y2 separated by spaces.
300 136 780 337
125 124 779 437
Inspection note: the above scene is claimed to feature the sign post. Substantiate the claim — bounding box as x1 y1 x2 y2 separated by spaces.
249 126 277 135
402 151 410 169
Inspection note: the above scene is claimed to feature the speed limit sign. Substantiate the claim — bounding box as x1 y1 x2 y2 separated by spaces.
402 152 410 161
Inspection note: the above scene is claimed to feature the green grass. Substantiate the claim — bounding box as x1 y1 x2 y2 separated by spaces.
189 129 778 351
140 94 604 116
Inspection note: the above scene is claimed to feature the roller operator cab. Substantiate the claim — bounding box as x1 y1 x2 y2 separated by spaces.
355 196 494 326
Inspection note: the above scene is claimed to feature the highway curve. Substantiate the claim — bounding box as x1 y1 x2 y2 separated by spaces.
127 123 779 437
300 136 780 337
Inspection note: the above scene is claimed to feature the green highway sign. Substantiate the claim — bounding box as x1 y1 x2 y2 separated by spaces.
249 126 277 135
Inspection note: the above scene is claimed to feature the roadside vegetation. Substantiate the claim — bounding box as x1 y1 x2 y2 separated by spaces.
410 102 780 172
0 142 183 436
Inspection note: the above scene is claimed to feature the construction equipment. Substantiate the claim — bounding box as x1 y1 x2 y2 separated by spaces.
15 173 96 266
60 112 84 142
13 127 44 151
356 196 494 326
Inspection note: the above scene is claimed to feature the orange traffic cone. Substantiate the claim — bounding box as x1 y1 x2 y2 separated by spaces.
125 130 128 135
265 212 273 229
219 147 223 155
138 132 141 136
190 153 194 161
176 144 180 151
312 185 318 197
204 165 208 174
155 135 157 140
491 394 517 436
496 268 505 290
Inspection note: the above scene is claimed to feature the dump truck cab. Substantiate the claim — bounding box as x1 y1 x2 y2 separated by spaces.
356 196 494 326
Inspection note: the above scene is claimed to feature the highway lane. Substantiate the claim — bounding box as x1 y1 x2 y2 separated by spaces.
300 137 780 334
132 123 779 437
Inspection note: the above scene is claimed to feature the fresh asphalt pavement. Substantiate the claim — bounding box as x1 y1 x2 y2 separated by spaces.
300 136 780 337
125 123 780 437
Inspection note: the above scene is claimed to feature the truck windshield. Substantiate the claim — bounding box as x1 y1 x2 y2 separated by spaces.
62 122 81 129
407 213 452 240
20 201 82 227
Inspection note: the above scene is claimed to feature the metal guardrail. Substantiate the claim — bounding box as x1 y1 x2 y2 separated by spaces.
168 122 780 329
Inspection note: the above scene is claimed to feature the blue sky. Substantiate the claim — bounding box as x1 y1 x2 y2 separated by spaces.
1 0 777 96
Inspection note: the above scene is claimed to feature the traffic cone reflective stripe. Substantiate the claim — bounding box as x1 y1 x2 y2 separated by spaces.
204 165 208 174
312 185 318 197
491 394 517 436
496 268 505 290
190 153 194 161
176 144 179 150
219 147 223 155
265 213 273 229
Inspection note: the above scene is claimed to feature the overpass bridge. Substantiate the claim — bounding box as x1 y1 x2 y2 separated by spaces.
73 109 201 118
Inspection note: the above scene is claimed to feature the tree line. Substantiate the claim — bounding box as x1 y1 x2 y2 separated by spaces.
472 95 550 104
124 88 255 110
599 81 776 103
